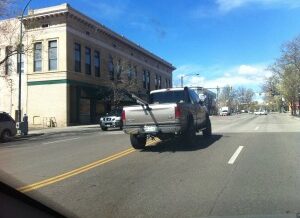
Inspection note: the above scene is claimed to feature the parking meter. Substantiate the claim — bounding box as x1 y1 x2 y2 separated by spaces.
23 114 28 135
17 114 29 136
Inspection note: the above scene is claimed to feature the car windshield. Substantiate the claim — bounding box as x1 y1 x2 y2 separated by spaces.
150 91 185 104
106 110 122 116
2 1 300 218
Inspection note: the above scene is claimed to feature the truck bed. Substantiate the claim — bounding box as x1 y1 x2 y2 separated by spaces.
123 103 178 127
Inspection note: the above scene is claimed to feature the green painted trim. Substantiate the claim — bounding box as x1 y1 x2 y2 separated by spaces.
27 79 109 90
27 79 68 86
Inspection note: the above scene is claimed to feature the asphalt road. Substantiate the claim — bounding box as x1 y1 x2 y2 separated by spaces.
1 113 300 218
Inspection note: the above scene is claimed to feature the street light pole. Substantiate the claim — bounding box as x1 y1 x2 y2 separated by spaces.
8 79 13 115
180 76 183 88
18 0 32 122
180 73 200 87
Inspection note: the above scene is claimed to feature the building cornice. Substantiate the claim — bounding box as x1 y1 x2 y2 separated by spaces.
22 3 176 71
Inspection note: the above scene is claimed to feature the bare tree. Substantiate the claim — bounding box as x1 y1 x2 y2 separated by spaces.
0 0 19 65
108 57 141 109
235 87 255 110
219 85 235 109
280 66 299 115
262 72 281 111
0 19 21 67
0 0 37 69
0 1 38 118
267 35 300 115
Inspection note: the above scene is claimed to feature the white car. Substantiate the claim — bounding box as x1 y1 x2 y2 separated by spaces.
100 109 123 131
254 110 267 115
262 110 268 115
220 110 230 116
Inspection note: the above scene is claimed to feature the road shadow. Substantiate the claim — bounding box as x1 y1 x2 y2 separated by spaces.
142 134 223 153
100 128 123 132
0 133 45 145
86 126 101 129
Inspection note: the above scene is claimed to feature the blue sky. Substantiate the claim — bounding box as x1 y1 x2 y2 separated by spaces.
20 0 300 96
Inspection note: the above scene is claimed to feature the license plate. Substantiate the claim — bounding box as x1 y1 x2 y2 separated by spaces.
143 126 158 133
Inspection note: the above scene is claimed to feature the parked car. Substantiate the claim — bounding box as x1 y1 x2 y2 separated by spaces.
122 87 211 149
254 110 267 115
99 109 123 131
0 112 17 142
261 110 268 115
220 107 230 116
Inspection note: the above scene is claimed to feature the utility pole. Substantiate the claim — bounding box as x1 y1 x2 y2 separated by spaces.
180 76 183 88
8 79 13 115
180 73 200 87
18 0 32 122
216 86 220 112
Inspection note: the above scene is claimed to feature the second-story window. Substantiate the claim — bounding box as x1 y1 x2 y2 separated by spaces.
158 75 161 89
116 59 122 80
165 78 168 88
155 74 158 89
17 45 24 74
85 47 91 75
34 42 42 72
94 51 100 77
147 71 150 90
48 40 57 71
128 64 133 80
143 71 146 89
108 55 114 80
134 66 137 78
74 43 81 72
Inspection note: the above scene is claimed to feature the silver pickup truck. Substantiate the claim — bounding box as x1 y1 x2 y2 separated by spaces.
122 87 212 149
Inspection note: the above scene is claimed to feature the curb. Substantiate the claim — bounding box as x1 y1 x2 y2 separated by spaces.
14 133 45 140
291 116 300 120
29 127 101 135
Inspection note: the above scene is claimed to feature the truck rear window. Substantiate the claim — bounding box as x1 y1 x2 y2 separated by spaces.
150 91 185 104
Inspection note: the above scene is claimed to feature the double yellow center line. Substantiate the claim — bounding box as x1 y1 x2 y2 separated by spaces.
18 139 159 193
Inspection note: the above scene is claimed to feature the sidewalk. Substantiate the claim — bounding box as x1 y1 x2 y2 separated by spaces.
281 112 300 120
291 115 300 120
7 124 101 142
28 124 100 135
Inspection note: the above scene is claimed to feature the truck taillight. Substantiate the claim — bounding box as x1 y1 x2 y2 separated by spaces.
175 106 181 119
121 110 126 121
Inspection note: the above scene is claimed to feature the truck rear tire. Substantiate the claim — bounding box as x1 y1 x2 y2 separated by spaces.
203 118 212 138
130 134 146 149
1 130 11 142
183 117 196 144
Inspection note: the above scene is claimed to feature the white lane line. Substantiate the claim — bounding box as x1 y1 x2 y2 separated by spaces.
254 126 259 130
228 146 244 165
42 137 80 145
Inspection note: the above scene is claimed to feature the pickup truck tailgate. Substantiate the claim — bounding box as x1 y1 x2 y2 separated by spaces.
124 103 177 126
